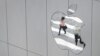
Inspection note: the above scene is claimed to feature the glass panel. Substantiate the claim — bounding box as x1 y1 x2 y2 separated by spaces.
51 4 86 54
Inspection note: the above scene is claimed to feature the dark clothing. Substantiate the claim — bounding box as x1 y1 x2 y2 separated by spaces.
75 33 86 48
58 25 67 35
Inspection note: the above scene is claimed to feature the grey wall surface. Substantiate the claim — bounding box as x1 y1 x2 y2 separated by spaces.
0 0 100 56
7 0 26 49
0 0 7 42
92 0 100 56
0 0 47 56
26 0 47 56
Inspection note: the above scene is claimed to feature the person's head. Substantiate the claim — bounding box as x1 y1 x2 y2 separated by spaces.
75 26 81 33
61 17 65 21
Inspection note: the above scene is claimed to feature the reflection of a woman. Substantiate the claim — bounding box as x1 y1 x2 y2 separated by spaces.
58 17 67 35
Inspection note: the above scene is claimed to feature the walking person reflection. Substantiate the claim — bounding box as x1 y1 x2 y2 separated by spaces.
58 17 67 35
74 27 86 48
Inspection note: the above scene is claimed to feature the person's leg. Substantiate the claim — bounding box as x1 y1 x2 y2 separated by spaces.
79 35 86 48
63 26 66 34
83 42 86 48
58 26 62 35
80 40 86 48
79 37 84 44
75 38 78 45
75 34 78 45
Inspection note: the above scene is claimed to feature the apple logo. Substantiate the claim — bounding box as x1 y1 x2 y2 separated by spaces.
50 4 86 55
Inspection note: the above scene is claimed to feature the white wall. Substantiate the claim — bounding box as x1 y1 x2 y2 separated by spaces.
0 0 100 56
